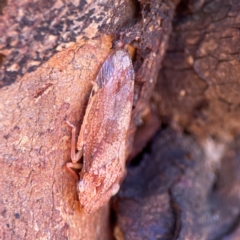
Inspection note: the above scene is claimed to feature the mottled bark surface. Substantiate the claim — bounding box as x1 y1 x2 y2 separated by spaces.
158 0 240 141
117 129 240 239
116 1 240 239
0 36 113 239
1 0 240 239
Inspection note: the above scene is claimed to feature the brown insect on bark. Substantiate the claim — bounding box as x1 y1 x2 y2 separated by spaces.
67 49 134 213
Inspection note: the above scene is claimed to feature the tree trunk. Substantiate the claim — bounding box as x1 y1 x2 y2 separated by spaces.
1 0 240 239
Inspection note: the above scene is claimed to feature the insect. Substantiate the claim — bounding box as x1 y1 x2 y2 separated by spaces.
67 49 134 213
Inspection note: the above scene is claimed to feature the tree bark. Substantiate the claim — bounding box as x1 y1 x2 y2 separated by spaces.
0 0 174 239
2 0 240 239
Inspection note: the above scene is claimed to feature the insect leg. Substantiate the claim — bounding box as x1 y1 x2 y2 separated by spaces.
90 81 99 93
66 120 83 162
66 162 82 180
66 120 84 179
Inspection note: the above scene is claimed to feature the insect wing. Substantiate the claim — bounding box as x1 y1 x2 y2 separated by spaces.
82 50 134 172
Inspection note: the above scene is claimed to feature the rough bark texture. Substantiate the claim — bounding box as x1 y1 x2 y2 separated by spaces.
117 129 240 239
0 36 113 239
1 0 240 239
157 0 240 141
1 0 174 239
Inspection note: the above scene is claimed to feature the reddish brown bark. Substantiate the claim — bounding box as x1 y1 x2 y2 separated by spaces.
0 0 174 238
0 36 114 239
2 0 240 239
